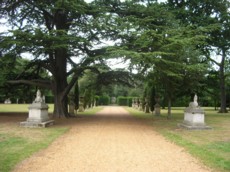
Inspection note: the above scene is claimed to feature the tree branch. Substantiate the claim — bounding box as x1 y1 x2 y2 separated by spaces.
8 79 52 89
206 55 220 66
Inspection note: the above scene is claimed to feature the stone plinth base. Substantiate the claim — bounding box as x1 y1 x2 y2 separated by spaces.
154 103 161 116
78 103 84 112
177 122 212 130
178 111 212 130
20 102 54 128
184 112 204 124
20 120 54 128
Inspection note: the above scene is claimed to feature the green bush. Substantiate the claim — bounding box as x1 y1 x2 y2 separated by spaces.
98 95 110 105
117 96 133 106
128 97 133 107
94 95 99 106
45 95 54 103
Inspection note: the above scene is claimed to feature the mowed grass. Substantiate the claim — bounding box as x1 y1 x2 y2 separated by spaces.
0 103 54 113
0 104 102 172
78 106 104 115
126 107 230 172
0 127 68 172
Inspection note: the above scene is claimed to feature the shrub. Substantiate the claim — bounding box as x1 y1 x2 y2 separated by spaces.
45 96 54 103
98 95 110 105
117 96 133 106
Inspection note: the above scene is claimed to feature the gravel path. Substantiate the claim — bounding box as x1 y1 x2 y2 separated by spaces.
13 106 211 172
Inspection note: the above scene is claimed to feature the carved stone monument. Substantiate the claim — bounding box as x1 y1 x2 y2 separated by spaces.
154 96 161 116
20 90 54 127
69 102 75 115
78 96 85 112
154 103 161 116
139 99 143 111
68 92 76 116
132 99 135 108
145 98 150 113
178 94 211 130
4 98 11 104
134 98 138 109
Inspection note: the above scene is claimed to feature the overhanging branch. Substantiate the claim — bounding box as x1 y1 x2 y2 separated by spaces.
8 79 52 89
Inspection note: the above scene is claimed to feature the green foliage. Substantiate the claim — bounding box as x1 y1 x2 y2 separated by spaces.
167 0 230 113
74 81 79 110
0 57 37 103
117 96 128 106
94 95 99 105
83 89 94 108
1 0 229 115
77 106 103 116
117 96 133 107
45 95 54 104
97 94 110 105
0 104 54 113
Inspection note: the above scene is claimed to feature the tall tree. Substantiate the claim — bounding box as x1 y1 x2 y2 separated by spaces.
0 0 115 117
167 0 230 112
104 0 208 116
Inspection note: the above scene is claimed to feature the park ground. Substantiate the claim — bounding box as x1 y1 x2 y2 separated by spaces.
0 105 230 172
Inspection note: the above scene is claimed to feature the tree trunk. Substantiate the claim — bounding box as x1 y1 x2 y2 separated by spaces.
74 80 79 110
167 96 172 119
52 9 72 118
219 49 228 113
53 90 68 118
52 48 69 118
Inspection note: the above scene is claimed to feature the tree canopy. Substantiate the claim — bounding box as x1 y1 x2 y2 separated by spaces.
0 0 229 117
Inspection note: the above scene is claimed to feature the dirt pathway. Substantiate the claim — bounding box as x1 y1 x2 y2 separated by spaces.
13 106 210 172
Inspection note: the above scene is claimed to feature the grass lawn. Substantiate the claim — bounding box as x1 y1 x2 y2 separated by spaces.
0 104 102 172
126 107 230 172
78 106 104 115
0 124 68 172
0 103 54 113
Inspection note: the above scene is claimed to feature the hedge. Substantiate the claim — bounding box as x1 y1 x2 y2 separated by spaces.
117 96 133 107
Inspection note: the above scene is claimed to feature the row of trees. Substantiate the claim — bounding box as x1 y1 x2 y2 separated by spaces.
0 0 229 117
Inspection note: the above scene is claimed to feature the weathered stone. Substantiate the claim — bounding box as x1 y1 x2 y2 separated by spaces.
145 98 150 113
69 103 75 115
132 99 135 108
138 102 142 111
178 94 211 130
4 98 11 104
20 90 54 128
78 96 84 112
154 103 161 116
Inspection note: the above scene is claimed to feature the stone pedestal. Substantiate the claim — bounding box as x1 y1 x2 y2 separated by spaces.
145 104 150 113
69 103 75 115
132 99 135 108
154 103 161 116
78 96 84 112
20 102 54 127
20 90 54 128
139 102 143 111
78 103 84 112
4 98 11 104
144 98 149 113
178 95 211 130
